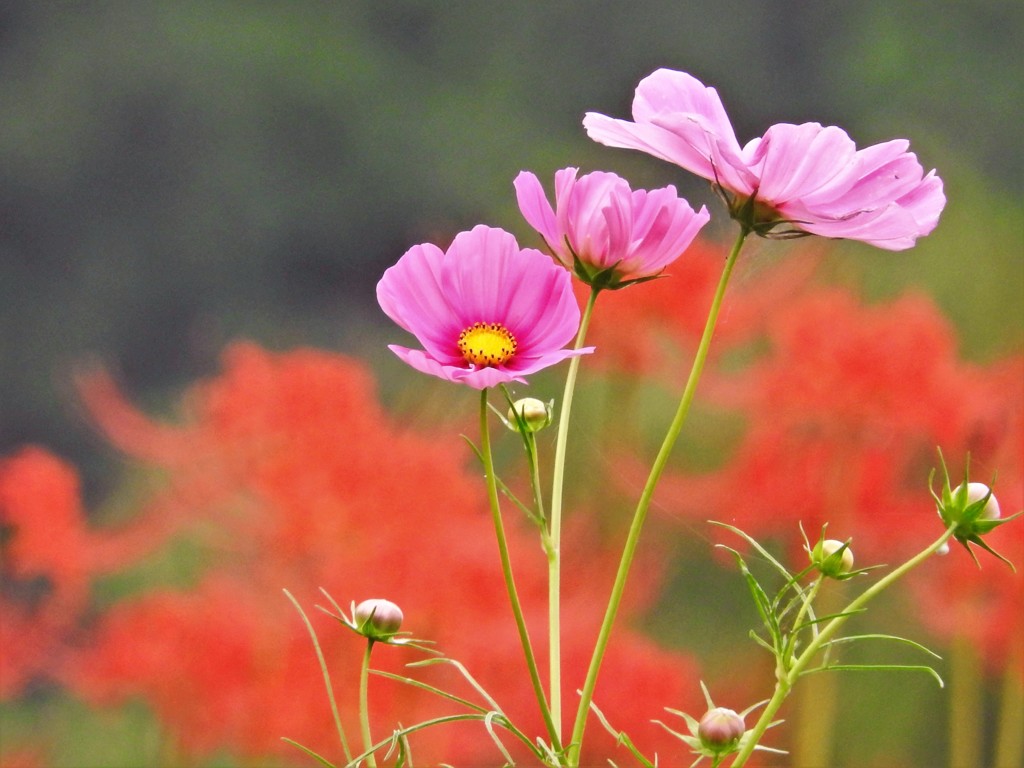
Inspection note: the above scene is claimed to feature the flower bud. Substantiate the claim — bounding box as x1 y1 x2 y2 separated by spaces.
507 397 552 433
813 539 854 578
354 598 403 639
698 707 745 752
954 482 1001 520
931 450 1020 569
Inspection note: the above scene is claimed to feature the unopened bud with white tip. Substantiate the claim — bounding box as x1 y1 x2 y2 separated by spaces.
954 482 1001 520
354 598 404 640
507 397 552 433
813 539 855 578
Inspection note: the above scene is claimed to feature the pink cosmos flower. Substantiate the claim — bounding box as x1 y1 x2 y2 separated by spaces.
377 224 592 389
514 168 710 289
583 69 945 250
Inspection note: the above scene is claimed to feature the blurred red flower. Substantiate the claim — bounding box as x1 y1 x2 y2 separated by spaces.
1 448 96 698
651 287 1021 565
58 343 702 764
579 238 819 381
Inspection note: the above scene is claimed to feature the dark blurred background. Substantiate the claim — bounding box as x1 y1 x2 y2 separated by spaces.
2 0 1022 493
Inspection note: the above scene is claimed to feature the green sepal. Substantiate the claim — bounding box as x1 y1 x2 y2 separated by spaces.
930 448 1021 571
565 238 669 291
955 518 1022 571
714 181 811 241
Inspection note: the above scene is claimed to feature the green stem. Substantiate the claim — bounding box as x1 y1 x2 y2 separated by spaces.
785 577 824 663
526 432 546 529
548 285 599 742
567 231 747 765
729 524 958 767
949 633 982 768
995 640 1024 768
479 389 562 753
359 640 378 768
791 581 841 768
283 589 352 763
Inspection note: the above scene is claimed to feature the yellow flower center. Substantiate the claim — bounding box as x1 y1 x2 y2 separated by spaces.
458 322 518 367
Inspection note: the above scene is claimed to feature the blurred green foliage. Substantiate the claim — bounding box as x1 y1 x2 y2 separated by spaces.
2 1 1021 486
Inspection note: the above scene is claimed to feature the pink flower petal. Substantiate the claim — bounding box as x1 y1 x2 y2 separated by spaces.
514 171 562 257
754 123 858 207
517 168 709 286
631 69 741 153
376 243 463 364
896 170 945 237
584 112 722 183
378 225 591 388
387 346 528 390
584 68 946 250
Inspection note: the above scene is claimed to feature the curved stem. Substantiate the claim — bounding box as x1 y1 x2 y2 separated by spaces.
359 640 378 768
479 389 562 753
283 589 352 763
729 524 958 767
548 285 599 741
567 231 747 764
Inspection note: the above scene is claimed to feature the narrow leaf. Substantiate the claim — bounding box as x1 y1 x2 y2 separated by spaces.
346 713 540 767
281 737 338 768
407 656 503 712
711 521 796 582
719 545 781 643
483 710 516 765
822 633 942 660
803 663 944 688
588 700 658 768
793 607 867 633
283 589 351 762
370 669 488 714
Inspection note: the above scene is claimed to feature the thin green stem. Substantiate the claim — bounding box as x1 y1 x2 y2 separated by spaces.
567 231 748 765
282 589 352 763
479 389 562 753
729 524 958 767
359 640 378 768
526 432 546 529
784 577 823 664
548 285 599 742
949 633 982 768
995 640 1024 768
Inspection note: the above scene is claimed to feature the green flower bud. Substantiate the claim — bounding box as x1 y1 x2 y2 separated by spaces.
813 538 854 578
698 707 745 752
953 482 1001 521
354 598 403 640
507 397 552 433
937 477 1005 535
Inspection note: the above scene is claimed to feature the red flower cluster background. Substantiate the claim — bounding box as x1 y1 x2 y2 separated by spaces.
2 239 1021 767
